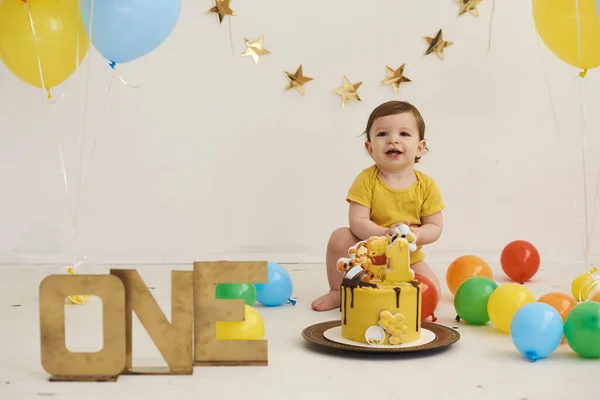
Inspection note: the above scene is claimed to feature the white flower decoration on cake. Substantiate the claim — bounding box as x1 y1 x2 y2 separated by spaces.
364 325 386 345
392 223 418 252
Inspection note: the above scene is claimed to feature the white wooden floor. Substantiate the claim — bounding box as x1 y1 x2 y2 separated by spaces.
0 261 596 400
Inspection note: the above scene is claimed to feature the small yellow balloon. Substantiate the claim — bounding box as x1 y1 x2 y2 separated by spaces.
66 294 90 305
532 0 600 71
572 267 599 301
216 305 265 341
487 283 535 333
0 0 89 92
65 266 90 305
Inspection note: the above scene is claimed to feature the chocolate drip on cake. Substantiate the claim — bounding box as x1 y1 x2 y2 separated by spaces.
340 274 378 325
342 286 347 324
410 280 420 331
341 285 358 326
341 264 377 289
393 287 401 308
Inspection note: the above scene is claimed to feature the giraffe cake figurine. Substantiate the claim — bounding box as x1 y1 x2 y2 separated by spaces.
338 223 422 346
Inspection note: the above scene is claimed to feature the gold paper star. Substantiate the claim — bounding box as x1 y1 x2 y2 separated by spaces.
207 0 236 23
333 76 362 107
241 35 271 65
381 64 411 94
424 29 453 60
457 0 482 17
284 65 314 95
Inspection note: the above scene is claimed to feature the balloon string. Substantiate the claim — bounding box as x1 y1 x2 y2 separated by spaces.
75 0 81 82
573 201 587 268
574 0 590 271
72 0 95 270
534 32 560 140
58 144 71 209
229 17 235 55
579 269 599 300
487 0 495 51
587 154 600 265
58 142 78 259
108 61 142 88
576 0 582 66
30 0 77 275
578 77 590 270
574 0 586 79
82 67 117 192
24 1 51 101
117 74 141 88
43 95 73 227
533 14 561 270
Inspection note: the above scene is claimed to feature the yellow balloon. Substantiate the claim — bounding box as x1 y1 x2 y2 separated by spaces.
487 283 535 333
532 0 600 70
571 266 598 301
216 305 265 341
0 0 89 91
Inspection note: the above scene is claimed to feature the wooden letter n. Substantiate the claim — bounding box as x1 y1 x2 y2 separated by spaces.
110 269 194 375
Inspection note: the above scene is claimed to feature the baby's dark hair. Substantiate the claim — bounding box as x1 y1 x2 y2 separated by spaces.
362 100 427 163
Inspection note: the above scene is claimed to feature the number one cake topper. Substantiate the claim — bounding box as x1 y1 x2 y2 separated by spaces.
385 223 418 283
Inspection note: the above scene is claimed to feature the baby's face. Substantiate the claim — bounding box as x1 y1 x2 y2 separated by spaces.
364 112 425 171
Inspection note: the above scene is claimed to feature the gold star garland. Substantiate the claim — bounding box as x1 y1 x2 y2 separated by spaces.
457 0 482 17
381 64 411 94
207 0 238 55
284 65 314 95
241 35 271 65
424 29 453 60
332 76 362 107
207 0 236 23
204 1 500 107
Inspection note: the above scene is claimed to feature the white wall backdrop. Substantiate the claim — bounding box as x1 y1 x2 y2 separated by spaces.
2 0 600 268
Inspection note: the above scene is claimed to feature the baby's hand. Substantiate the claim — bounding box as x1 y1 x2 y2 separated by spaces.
401 221 421 243
386 223 402 236
388 222 420 244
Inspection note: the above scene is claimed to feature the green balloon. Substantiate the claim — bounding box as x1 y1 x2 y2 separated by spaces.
565 301 600 358
215 283 257 306
454 276 498 325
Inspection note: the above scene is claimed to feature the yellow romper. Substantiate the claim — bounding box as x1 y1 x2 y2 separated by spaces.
346 165 445 265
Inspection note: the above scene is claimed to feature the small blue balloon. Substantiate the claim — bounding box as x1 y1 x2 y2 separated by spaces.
510 302 564 362
255 262 293 307
79 0 182 64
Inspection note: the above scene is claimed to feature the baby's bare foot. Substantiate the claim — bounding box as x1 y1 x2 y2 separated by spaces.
311 290 340 311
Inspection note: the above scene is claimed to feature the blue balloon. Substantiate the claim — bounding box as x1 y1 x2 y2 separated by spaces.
255 262 293 307
79 0 182 64
510 302 564 362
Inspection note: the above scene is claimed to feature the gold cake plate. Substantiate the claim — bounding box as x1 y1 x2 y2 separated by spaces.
302 320 460 354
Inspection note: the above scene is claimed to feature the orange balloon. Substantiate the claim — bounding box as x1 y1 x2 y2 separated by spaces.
590 291 600 303
538 292 577 343
537 292 577 322
446 255 493 295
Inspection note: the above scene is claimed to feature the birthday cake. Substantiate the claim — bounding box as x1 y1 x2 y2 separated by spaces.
338 224 422 345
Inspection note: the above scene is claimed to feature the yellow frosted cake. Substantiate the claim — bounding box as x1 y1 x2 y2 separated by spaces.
337 224 423 345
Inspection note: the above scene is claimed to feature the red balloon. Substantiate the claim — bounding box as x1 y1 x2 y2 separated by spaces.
415 273 439 322
500 240 540 283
